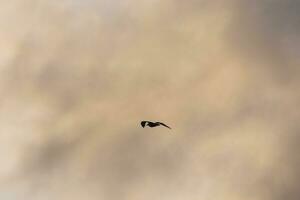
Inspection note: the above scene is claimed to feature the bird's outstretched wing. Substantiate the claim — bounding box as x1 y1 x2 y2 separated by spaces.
158 122 171 129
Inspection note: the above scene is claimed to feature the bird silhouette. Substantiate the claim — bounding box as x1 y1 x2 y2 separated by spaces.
141 121 171 129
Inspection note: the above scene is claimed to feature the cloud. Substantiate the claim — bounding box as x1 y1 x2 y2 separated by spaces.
0 0 299 199
227 0 300 81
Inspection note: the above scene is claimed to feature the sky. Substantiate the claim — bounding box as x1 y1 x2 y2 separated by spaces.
0 0 299 199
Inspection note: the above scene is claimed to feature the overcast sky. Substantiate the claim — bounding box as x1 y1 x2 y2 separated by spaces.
0 1 299 199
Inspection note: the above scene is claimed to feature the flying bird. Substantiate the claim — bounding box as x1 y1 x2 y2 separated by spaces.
141 121 171 129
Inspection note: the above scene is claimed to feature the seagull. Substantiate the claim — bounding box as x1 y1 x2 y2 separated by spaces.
141 121 171 129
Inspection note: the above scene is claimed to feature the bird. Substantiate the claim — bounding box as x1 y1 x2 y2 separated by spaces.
140 121 171 129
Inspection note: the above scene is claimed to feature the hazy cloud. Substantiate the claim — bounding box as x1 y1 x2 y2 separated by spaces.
0 0 299 200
